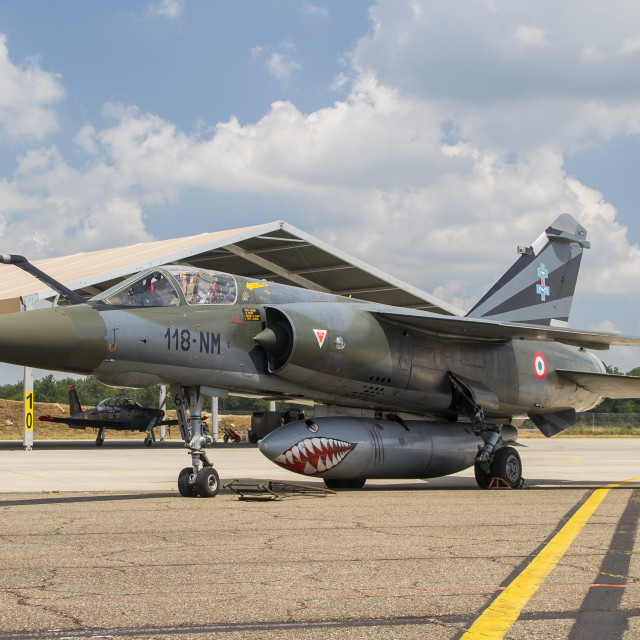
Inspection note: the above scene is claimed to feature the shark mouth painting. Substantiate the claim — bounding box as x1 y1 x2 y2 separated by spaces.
273 437 356 475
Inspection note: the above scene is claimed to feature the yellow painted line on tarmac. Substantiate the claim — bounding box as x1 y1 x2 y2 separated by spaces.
460 477 640 640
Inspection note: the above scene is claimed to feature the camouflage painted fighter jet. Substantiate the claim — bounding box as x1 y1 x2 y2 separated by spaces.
2 213 640 497
38 385 180 447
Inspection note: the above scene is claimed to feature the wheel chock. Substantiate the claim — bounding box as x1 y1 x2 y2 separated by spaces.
488 477 512 489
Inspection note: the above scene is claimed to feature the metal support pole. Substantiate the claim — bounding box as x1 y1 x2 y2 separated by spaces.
269 400 276 412
212 397 219 441
159 385 167 440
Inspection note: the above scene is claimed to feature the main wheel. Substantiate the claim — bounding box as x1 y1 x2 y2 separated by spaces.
144 437 153 447
177 467 198 497
323 478 344 490
474 462 492 489
342 478 366 489
195 467 220 497
248 432 258 444
491 446 522 489
95 436 104 447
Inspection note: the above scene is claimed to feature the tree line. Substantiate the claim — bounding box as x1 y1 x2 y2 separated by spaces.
0 374 271 413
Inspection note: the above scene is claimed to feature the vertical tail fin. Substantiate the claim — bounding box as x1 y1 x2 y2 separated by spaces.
466 213 590 326
68 385 82 415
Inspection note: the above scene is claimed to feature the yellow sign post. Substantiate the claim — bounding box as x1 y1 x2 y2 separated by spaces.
23 373 34 450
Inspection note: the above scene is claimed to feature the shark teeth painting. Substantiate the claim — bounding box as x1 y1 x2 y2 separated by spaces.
273 437 357 475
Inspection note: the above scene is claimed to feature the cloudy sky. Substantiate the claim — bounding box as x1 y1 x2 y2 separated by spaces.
0 0 639 381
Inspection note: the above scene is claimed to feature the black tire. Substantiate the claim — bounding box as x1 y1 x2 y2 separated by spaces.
342 478 366 489
248 432 258 444
144 437 153 447
95 437 104 447
177 467 198 497
323 478 344 490
223 435 229 443
474 463 492 489
491 446 522 489
196 467 220 497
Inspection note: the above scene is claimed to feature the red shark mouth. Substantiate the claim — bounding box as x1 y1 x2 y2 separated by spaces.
273 437 356 475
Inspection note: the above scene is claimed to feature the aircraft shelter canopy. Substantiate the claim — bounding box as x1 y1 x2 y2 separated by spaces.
0 221 461 316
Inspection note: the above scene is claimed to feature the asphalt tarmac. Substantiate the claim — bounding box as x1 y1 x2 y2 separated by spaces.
0 438 639 639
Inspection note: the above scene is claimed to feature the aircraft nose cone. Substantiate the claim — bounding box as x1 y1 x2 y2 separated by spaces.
258 426 304 463
253 324 291 357
258 429 282 461
0 305 107 373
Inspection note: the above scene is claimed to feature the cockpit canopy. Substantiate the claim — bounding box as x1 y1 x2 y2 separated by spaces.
167 267 237 305
92 267 237 307
99 397 141 409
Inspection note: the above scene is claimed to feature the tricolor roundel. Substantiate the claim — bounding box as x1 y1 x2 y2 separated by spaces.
533 352 547 380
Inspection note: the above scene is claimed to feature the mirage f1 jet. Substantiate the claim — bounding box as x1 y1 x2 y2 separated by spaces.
38 385 179 447
2 213 640 496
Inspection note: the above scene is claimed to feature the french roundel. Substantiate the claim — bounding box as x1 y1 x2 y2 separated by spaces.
533 352 547 380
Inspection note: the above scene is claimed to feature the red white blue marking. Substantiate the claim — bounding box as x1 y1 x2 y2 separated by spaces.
534 352 547 380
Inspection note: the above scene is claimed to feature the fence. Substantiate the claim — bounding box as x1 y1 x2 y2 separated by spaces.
521 413 640 433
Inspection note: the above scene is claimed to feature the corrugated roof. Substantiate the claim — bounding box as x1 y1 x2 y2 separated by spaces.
0 221 462 316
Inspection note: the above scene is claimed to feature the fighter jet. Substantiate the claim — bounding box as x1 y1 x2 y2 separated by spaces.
38 385 179 447
2 213 640 496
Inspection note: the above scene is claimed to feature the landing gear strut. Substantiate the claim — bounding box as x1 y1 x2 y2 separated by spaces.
172 385 219 497
143 417 158 447
95 427 105 447
473 426 525 489
449 373 526 489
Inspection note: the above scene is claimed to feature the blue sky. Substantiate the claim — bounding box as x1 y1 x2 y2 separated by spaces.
0 0 639 382
0 1 370 130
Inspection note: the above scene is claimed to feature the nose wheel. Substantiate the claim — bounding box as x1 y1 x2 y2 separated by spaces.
195 467 220 497
177 467 198 497
177 465 220 497
173 385 220 498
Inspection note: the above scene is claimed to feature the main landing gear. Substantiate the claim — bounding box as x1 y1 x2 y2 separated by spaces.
95 427 105 447
143 417 158 447
449 373 526 489
172 385 219 497
474 439 524 489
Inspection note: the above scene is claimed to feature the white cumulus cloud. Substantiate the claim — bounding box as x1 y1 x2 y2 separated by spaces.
513 24 549 47
253 41 302 83
0 34 64 142
146 0 184 18
303 4 329 18
1 1 640 362
266 52 301 82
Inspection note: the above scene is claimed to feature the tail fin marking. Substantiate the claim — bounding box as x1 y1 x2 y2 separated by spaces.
68 385 82 415
466 213 590 326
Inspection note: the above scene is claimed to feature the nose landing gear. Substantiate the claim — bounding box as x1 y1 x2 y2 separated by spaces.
172 385 219 497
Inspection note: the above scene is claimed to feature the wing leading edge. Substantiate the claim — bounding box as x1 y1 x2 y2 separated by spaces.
372 309 640 351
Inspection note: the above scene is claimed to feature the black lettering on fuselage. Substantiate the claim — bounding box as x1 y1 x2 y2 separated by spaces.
200 332 221 354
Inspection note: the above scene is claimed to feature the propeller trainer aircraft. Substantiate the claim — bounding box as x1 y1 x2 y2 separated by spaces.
2 213 640 496
39 385 180 447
